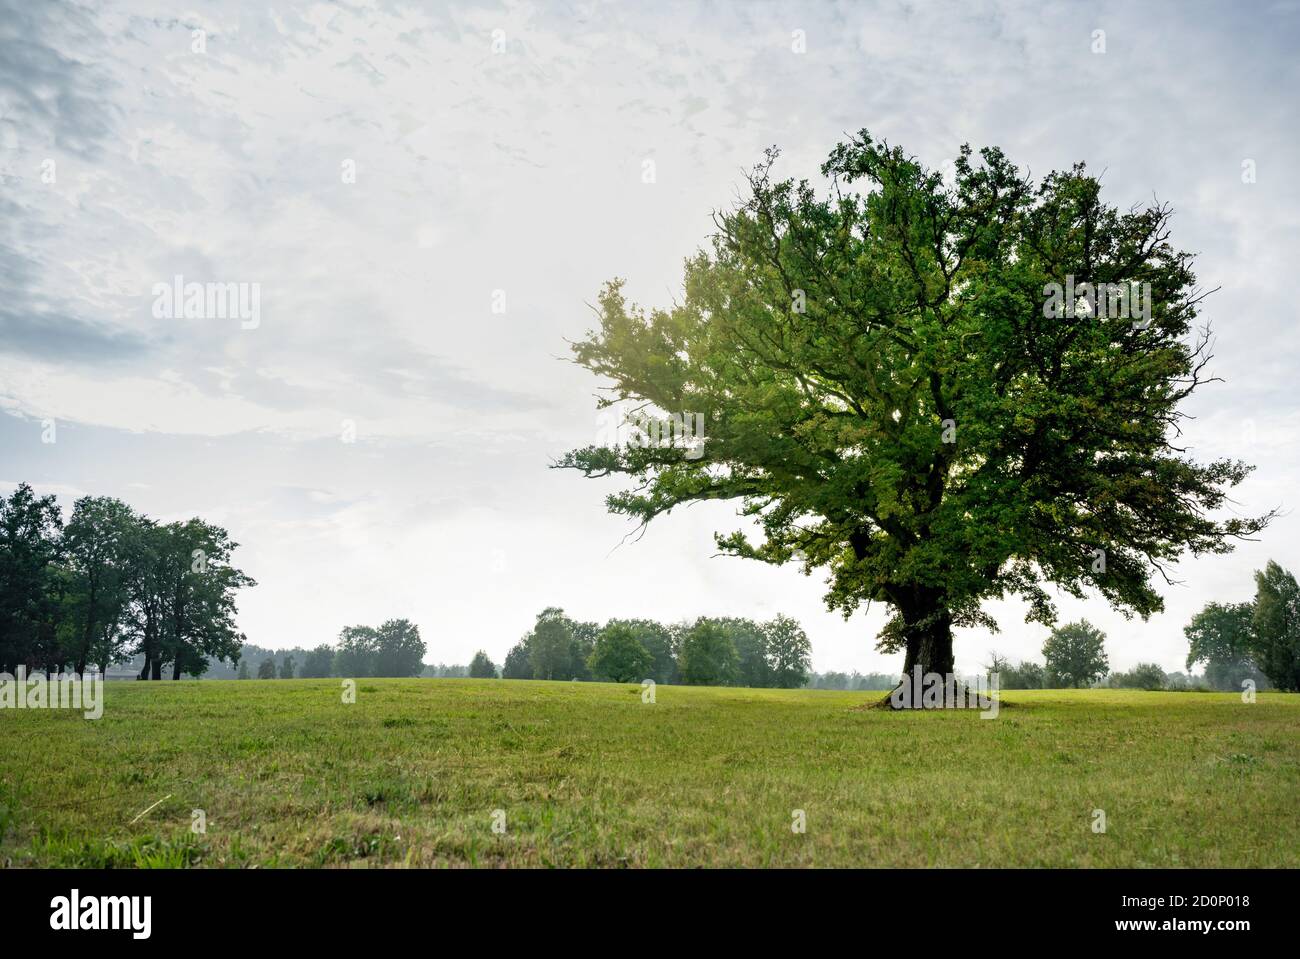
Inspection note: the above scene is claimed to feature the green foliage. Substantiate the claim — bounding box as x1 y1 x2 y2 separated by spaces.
236 659 250 680
331 621 426 678
468 650 499 679
256 657 276 679
678 620 738 686
587 624 653 683
1250 561 1300 692
1042 620 1109 688
299 644 335 678
601 618 677 684
501 640 532 679
1110 662 1168 690
279 654 296 679
763 613 812 688
1185 601 1265 690
558 133 1270 675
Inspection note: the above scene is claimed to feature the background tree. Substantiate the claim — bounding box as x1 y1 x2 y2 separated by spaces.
502 638 533 679
763 614 812 688
714 617 770 687
1185 601 1265 690
237 658 250 679
279 654 296 679
158 519 254 680
371 618 426 677
333 625 377 677
468 650 499 679
60 496 135 674
257 656 276 679
678 619 738 686
603 618 677 684
587 623 653 683
558 132 1271 698
1042 620 1109 688
1110 662 1166 690
1250 561 1300 691
300 644 335 678
0 483 63 673
528 607 577 680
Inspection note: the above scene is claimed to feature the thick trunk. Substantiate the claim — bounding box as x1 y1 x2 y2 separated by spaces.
898 590 955 678
172 658 183 681
151 658 162 681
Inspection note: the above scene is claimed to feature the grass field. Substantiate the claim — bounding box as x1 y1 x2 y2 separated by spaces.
1 679 1297 868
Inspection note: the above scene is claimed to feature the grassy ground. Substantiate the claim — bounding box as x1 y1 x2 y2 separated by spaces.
0 679 1296 867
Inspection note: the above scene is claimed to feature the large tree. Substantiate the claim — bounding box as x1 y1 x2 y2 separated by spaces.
559 132 1270 688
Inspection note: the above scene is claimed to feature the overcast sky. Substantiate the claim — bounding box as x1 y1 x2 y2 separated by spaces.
2 0 1297 675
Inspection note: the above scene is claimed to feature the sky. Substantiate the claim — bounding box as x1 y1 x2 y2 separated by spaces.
1 0 1298 675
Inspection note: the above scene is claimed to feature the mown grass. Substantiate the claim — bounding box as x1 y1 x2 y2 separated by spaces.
0 679 1296 867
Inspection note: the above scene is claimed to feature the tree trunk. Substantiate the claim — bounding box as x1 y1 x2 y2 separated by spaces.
151 657 162 680
881 588 958 709
899 589 955 677
172 658 183 681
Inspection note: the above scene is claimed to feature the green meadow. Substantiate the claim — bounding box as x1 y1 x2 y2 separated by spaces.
1 680 1296 868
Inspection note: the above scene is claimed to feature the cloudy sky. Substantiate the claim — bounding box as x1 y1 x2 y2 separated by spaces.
2 0 1297 675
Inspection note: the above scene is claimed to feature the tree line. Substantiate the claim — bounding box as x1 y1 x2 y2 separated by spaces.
462 608 813 688
0 484 253 679
986 564 1300 693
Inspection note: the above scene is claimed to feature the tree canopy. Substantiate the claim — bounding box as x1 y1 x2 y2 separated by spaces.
559 132 1270 680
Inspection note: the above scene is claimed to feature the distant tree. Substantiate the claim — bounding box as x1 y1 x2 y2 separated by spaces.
333 625 377 677
279 654 296 679
299 644 335 678
678 619 737 686
998 660 1045 689
763 614 811 688
1250 561 1300 691
371 619 426 677
529 608 577 680
587 623 654 683
257 657 276 679
1112 662 1166 690
603 619 676 684
1042 620 1109 688
0 483 64 673
468 650 499 679
568 619 599 682
984 651 1011 684
1185 601 1264 690
716 618 770 687
60 496 135 674
501 640 533 679
237 658 250 680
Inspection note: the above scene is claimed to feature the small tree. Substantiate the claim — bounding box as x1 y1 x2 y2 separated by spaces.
1113 662 1166 690
1250 561 1300 691
468 650 499 679
1042 620 1109 688
236 658 250 680
279 654 296 679
763 614 811 688
256 656 276 679
678 620 738 686
587 624 653 683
